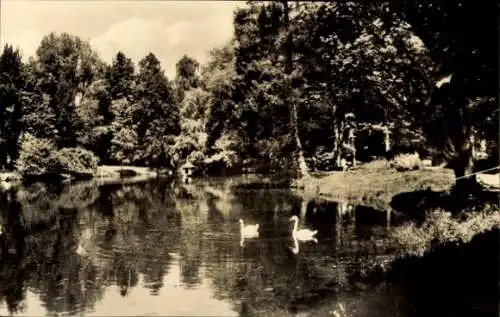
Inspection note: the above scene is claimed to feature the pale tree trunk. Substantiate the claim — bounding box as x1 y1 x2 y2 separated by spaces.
331 119 345 168
283 0 309 179
332 119 357 170
384 129 391 153
290 100 309 178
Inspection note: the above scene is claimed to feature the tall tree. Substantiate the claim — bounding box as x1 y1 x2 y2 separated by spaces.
74 79 111 161
110 98 140 165
172 87 211 166
134 53 180 168
32 32 105 148
173 55 208 167
392 0 498 191
201 41 238 150
174 55 200 102
283 2 441 168
232 2 293 162
21 58 57 140
281 0 309 179
106 51 136 102
0 45 25 168
93 52 136 163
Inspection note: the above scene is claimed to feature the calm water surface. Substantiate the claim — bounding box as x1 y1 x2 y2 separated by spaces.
0 177 407 317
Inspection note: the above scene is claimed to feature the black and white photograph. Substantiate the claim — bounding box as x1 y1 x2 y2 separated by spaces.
0 1 498 316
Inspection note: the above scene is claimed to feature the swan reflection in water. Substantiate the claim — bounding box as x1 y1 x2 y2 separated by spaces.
239 219 259 247
290 234 300 254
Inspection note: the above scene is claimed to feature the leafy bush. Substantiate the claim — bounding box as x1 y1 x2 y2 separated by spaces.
16 133 100 179
392 205 500 257
110 127 140 165
52 147 99 177
253 135 297 172
205 151 239 169
255 137 283 163
187 150 206 168
171 135 199 163
312 147 337 171
16 133 58 177
205 132 242 170
390 153 422 171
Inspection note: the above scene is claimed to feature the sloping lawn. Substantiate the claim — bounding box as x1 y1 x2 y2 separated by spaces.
314 161 455 209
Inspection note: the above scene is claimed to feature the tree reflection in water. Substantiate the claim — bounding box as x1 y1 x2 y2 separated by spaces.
0 177 409 316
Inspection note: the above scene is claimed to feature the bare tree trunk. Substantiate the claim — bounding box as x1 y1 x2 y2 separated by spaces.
450 135 481 200
452 149 477 188
331 119 345 168
290 102 309 178
283 0 309 179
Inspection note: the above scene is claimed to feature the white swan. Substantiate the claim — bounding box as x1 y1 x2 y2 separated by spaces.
239 219 259 247
290 215 317 242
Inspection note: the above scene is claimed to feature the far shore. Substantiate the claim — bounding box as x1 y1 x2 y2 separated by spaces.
1 162 497 211
0 165 169 186
95 165 159 179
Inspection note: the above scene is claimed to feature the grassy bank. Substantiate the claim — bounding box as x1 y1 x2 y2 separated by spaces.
392 205 500 257
384 226 499 317
309 160 455 209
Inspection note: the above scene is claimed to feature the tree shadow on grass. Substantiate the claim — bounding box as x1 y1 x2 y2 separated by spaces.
390 186 499 223
390 188 451 223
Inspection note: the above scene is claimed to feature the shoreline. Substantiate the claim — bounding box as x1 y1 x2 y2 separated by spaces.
0 165 165 189
95 165 159 179
294 165 456 210
1 163 494 208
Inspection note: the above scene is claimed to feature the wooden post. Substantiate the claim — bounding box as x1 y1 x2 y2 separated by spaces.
300 199 308 219
348 128 357 167
386 207 392 228
384 128 391 153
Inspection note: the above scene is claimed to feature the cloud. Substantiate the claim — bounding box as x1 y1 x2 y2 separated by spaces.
1 1 241 78
89 17 166 65
1 29 44 60
89 15 233 78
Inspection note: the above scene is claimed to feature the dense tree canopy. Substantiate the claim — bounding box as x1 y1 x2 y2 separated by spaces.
174 54 200 102
33 33 105 148
0 1 495 189
391 0 498 188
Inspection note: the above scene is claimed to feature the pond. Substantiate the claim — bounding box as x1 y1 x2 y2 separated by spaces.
0 176 412 316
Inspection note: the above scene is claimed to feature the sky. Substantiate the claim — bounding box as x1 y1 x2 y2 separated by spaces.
1 0 242 78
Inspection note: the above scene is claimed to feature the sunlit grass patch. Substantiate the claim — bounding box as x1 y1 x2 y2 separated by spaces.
355 158 391 171
392 204 500 257
313 161 454 208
